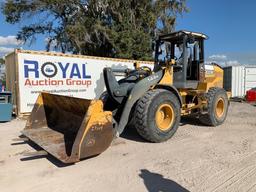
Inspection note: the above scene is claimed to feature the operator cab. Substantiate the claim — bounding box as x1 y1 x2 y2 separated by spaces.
155 30 208 89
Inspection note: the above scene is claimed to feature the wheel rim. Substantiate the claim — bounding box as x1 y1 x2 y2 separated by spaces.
155 104 174 131
215 98 225 118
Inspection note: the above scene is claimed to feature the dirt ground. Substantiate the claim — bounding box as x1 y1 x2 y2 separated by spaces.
0 102 256 192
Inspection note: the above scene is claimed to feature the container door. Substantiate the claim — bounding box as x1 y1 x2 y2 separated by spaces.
231 66 245 97
245 67 256 92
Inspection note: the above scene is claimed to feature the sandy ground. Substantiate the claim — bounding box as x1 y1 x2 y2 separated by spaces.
0 102 256 192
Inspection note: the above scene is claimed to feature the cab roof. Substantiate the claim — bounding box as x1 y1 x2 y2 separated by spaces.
159 30 208 41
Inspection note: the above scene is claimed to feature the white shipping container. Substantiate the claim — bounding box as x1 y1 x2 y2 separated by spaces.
224 65 256 97
5 49 154 116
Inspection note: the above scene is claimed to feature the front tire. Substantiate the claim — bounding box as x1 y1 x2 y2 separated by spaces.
134 89 181 142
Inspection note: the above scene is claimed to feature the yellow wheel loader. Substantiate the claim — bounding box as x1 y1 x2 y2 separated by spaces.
21 30 229 163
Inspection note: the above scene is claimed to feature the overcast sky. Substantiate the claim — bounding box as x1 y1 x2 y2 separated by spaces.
0 0 255 66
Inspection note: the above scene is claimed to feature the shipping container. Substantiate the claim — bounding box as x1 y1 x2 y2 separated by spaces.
5 49 154 116
224 65 256 97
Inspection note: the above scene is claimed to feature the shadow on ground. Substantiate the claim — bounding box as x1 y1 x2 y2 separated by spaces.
14 116 206 166
139 169 189 192
121 116 207 143
180 116 207 127
12 136 73 168
120 124 146 143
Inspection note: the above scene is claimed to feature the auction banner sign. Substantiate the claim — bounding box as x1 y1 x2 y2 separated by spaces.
10 51 153 114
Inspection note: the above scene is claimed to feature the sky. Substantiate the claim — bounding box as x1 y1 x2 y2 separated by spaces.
0 0 255 66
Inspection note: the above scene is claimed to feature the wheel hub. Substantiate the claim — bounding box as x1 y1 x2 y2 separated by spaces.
155 104 174 131
216 98 225 118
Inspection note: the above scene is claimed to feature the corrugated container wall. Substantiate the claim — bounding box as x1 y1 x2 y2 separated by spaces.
224 65 256 97
245 67 256 91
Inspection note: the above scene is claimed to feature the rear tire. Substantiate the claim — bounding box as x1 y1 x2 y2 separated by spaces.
199 87 229 126
134 89 181 143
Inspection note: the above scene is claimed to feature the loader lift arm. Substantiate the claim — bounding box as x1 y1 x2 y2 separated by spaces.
103 67 165 135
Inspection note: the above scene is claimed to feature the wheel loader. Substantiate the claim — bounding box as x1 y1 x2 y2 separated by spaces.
20 30 229 163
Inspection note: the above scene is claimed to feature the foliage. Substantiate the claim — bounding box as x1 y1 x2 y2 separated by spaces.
0 58 5 86
2 0 188 60
0 58 4 65
1 74 6 87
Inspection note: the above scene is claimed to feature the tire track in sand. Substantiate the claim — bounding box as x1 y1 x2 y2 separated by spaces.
195 151 256 192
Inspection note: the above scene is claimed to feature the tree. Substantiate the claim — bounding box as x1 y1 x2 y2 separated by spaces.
0 58 5 86
0 58 4 65
1 73 6 87
1 0 188 60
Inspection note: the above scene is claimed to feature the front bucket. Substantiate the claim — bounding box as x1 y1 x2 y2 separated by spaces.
22 92 114 163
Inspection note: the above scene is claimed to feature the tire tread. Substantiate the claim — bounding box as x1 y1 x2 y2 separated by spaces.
135 89 180 142
200 87 228 126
